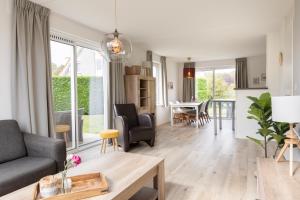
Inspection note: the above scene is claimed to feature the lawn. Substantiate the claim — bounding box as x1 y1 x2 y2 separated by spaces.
82 114 104 134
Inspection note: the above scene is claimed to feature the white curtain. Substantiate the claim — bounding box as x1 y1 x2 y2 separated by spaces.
11 0 55 137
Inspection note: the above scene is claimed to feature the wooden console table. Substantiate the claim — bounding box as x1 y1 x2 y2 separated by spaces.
1 152 165 200
256 158 300 200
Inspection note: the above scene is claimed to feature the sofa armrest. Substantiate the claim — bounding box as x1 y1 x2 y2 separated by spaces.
114 116 130 152
138 113 155 128
23 133 66 171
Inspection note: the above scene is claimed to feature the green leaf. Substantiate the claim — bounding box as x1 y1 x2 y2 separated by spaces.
247 96 258 103
269 133 285 144
247 136 264 149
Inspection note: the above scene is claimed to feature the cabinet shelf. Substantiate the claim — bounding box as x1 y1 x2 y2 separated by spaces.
125 75 156 114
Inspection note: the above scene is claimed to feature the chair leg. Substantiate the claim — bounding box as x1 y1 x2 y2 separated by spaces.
114 138 119 151
200 117 204 126
112 138 116 151
146 139 155 147
205 114 209 123
100 139 104 153
123 144 130 152
199 114 205 125
103 139 107 153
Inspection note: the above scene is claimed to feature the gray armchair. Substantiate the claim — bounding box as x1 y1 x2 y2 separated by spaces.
114 104 156 152
0 120 66 196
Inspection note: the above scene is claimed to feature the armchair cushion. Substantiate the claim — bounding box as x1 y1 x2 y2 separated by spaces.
114 104 139 129
0 157 56 196
24 133 66 171
0 120 26 164
129 127 154 143
138 113 155 128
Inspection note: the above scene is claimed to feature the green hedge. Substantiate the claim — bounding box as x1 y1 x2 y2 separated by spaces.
196 78 210 101
52 76 104 115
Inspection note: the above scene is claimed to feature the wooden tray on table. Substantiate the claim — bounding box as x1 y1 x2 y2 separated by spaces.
33 172 109 200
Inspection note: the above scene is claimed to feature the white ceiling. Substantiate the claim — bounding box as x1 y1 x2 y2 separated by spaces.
33 0 293 61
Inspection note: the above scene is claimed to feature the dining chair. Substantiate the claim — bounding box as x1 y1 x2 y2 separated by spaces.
200 99 211 123
187 103 204 126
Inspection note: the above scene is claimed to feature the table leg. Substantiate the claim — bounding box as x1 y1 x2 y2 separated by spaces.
290 143 293 176
154 161 165 200
170 106 174 127
219 102 222 130
213 101 217 135
196 106 199 128
232 102 235 131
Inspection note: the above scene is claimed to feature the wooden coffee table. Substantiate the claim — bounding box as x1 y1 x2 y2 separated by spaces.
1 152 165 200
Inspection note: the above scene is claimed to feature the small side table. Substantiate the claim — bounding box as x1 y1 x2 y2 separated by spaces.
55 124 70 144
99 129 119 153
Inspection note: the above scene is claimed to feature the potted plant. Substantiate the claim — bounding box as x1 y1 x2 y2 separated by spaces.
247 92 273 158
247 92 290 158
270 122 289 158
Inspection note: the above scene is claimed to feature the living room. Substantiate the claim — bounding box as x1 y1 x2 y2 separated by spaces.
1 0 300 199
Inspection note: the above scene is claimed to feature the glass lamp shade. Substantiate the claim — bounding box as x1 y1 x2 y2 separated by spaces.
107 37 123 54
102 29 132 60
272 96 300 123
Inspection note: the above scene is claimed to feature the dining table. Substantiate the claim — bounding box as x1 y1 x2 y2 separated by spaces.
169 102 202 128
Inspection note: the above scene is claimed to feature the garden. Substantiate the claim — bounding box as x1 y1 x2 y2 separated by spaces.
52 76 104 134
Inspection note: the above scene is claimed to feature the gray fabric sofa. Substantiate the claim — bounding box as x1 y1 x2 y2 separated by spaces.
0 120 66 196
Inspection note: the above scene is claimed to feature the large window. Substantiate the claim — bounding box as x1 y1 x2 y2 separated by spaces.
51 38 107 150
195 67 235 118
153 62 162 105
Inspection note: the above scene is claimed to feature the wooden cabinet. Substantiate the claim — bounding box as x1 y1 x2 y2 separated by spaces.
125 75 156 114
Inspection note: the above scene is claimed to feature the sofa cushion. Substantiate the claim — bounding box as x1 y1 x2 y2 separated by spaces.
129 126 153 143
0 120 27 164
0 156 56 196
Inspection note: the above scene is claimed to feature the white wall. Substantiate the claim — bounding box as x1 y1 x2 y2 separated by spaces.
247 55 266 88
127 44 147 66
0 0 13 119
266 10 293 96
294 0 300 95
235 89 268 139
50 13 105 44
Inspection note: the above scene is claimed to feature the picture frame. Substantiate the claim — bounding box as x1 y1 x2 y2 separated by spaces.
168 82 174 89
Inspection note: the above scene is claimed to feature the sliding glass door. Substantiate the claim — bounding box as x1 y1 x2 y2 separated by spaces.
50 39 107 150
76 46 104 146
195 67 235 118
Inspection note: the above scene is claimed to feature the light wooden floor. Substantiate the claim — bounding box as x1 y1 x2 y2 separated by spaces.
79 121 264 200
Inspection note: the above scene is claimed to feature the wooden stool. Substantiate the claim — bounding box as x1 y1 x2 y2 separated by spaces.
99 129 119 153
55 124 70 144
